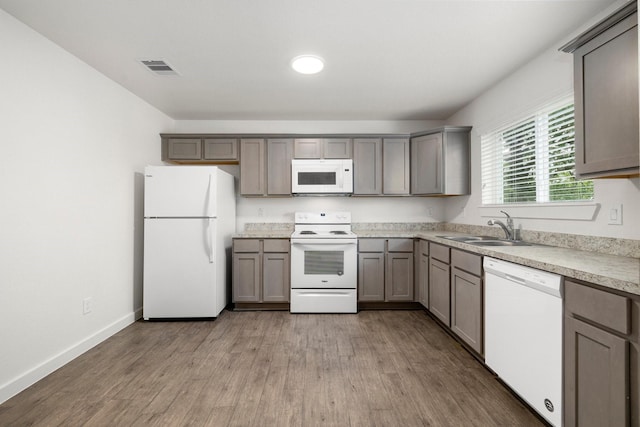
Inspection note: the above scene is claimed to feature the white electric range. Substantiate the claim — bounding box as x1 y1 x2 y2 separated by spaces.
290 212 358 313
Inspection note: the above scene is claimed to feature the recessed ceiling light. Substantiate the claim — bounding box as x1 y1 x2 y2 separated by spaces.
291 55 324 74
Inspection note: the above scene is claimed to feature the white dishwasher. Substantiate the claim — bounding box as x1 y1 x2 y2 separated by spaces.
484 257 563 427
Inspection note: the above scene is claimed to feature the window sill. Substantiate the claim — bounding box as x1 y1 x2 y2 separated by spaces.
479 202 599 221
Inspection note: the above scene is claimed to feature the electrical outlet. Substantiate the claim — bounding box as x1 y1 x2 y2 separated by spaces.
83 297 92 315
258 208 264 217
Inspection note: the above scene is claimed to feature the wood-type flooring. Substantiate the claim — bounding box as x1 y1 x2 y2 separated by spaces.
0 310 544 426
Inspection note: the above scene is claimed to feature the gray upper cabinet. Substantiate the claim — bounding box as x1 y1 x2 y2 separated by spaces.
240 138 292 197
561 3 639 179
353 138 383 195
167 138 202 160
293 138 352 159
383 138 410 195
266 139 293 196
203 138 238 160
240 139 266 196
163 135 239 163
410 127 471 195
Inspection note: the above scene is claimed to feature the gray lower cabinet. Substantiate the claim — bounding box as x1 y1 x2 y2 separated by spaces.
163 135 239 162
293 138 352 159
564 279 639 427
410 127 471 195
353 138 383 195
232 238 290 304
561 3 639 179
450 249 483 355
383 138 410 195
415 240 429 308
429 243 450 325
240 138 292 196
358 238 414 302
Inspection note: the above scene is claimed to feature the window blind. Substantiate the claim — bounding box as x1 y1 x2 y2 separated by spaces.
481 98 593 205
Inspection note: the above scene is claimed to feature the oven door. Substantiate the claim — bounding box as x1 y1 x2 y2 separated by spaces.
290 239 357 289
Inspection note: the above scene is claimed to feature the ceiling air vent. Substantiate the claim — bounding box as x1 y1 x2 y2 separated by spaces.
139 59 180 76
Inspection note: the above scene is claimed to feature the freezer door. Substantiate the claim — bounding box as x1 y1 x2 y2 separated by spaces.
144 166 218 218
143 218 221 318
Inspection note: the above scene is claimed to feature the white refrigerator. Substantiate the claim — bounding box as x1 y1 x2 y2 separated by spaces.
143 166 236 319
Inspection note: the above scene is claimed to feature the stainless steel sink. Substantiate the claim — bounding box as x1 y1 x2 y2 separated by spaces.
437 235 534 247
436 235 496 242
467 240 533 247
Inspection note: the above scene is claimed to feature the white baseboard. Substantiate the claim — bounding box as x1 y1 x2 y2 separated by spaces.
0 311 138 405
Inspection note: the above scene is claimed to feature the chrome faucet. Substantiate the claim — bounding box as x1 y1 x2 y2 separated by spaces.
488 210 515 240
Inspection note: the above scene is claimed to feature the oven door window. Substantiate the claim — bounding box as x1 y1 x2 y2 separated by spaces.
297 172 336 186
305 250 344 275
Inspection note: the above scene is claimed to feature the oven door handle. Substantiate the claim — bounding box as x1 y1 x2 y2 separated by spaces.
291 239 357 245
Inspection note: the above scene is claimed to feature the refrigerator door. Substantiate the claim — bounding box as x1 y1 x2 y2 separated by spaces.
144 166 217 218
143 218 220 318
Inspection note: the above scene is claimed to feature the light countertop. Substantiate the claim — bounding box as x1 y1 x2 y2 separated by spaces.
233 228 640 296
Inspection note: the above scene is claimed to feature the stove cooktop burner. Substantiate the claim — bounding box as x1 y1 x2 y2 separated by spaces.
330 230 347 235
299 230 317 235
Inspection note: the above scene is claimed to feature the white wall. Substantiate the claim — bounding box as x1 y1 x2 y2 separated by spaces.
176 120 446 229
445 1 640 240
0 10 173 403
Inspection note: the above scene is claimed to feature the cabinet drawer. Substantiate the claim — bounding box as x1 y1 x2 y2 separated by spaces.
429 243 450 263
451 249 481 276
233 239 261 253
263 239 290 253
565 280 630 335
359 239 385 252
388 238 414 252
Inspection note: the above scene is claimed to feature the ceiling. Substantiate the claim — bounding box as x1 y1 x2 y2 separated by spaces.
0 0 617 121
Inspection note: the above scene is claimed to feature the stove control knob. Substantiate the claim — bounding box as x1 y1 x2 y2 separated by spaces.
337 271 343 276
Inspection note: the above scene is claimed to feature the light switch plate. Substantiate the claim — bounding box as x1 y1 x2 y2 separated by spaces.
607 203 622 225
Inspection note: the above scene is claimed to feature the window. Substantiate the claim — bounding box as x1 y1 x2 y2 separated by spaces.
481 98 593 205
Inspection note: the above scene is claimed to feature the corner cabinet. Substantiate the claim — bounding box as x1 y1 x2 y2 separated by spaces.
232 238 290 308
410 127 471 195
561 2 639 179
240 138 293 196
564 279 639 427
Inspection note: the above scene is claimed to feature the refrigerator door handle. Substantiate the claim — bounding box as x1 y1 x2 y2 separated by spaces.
208 218 215 263
207 173 215 218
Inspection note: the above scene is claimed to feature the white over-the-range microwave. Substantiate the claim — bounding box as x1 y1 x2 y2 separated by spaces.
291 159 353 195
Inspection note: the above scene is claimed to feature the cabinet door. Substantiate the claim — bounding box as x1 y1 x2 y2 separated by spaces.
263 252 290 302
293 138 322 158
203 138 238 160
267 138 293 195
386 252 414 301
240 139 266 196
168 138 202 160
564 316 628 427
233 253 261 302
450 267 482 354
411 133 442 194
323 138 352 158
353 138 382 195
429 258 450 325
574 13 639 178
358 253 384 301
382 138 410 194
